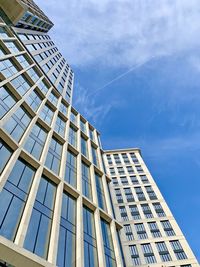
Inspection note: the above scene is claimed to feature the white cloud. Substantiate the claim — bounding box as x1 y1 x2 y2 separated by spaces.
35 0 200 67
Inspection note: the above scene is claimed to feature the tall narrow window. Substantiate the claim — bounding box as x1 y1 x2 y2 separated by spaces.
91 146 99 167
80 119 86 134
89 128 95 142
3 106 32 142
45 137 63 175
119 206 128 221
39 103 54 125
68 126 77 148
64 150 77 188
124 187 134 202
115 188 123 203
83 206 98 267
24 176 56 259
95 173 107 211
129 205 141 220
0 139 13 174
129 245 141 266
142 243 156 264
57 192 76 267
101 219 116 267
82 162 92 200
24 123 48 160
124 225 134 241
0 158 35 240
70 111 77 125
26 89 42 111
81 136 88 158
54 115 66 138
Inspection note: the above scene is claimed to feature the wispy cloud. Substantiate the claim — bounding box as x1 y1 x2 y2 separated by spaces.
36 0 200 67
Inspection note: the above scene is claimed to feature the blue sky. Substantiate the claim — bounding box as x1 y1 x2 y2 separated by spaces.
36 0 200 261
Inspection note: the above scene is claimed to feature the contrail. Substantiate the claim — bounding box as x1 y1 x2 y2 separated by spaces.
87 55 156 98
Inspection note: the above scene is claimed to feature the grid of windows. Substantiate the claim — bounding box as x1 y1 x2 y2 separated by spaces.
0 59 18 79
26 89 42 111
54 115 66 137
10 74 31 96
39 103 54 125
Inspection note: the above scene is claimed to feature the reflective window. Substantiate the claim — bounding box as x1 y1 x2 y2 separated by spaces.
57 192 76 267
0 59 18 78
101 219 116 267
3 106 32 142
24 123 48 160
68 126 77 148
80 120 86 134
0 27 10 38
4 41 20 54
0 139 13 174
124 224 134 241
48 91 58 107
170 240 187 260
54 115 66 138
27 67 40 82
64 150 77 188
70 111 77 125
83 206 98 267
81 136 88 158
59 102 68 116
0 158 35 240
89 129 95 142
11 74 31 96
15 55 30 68
26 89 42 111
37 80 49 95
95 173 107 211
39 103 54 125
24 176 56 259
0 86 17 119
91 146 99 167
45 137 63 175
82 162 92 200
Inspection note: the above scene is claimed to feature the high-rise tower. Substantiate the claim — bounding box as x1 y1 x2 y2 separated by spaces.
104 149 199 267
0 1 199 267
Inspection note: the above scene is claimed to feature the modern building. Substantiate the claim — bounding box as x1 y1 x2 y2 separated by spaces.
0 1 199 267
103 149 199 267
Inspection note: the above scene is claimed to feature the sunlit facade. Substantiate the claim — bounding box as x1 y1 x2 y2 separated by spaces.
0 1 199 267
